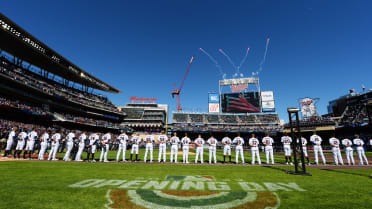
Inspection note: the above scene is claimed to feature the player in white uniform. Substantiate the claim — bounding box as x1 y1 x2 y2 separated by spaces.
130 134 142 161
116 131 128 162
281 133 293 165
194 134 205 164
144 134 155 163
48 131 61 161
158 131 168 162
4 127 16 157
63 131 75 161
222 135 232 163
299 137 310 165
262 133 274 164
87 132 99 162
207 135 217 164
249 134 261 165
75 132 86 161
233 133 245 164
353 136 369 165
15 130 27 159
170 133 180 163
342 138 355 165
310 132 326 165
24 128 37 159
100 132 111 162
181 133 191 163
329 135 343 165
38 130 49 160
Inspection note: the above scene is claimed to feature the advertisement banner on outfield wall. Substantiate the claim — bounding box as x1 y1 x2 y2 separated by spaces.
208 93 220 103
209 103 220 113
261 91 275 112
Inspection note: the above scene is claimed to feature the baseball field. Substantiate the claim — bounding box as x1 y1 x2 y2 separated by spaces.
1 149 371 209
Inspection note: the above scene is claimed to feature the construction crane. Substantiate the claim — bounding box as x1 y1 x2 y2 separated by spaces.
171 55 194 112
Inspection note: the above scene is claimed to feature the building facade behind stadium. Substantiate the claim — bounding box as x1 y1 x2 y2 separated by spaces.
0 12 130 133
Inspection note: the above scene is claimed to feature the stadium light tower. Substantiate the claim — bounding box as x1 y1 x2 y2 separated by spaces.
287 107 311 176
171 56 194 112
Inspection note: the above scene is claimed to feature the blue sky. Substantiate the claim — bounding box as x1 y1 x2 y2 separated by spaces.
2 0 372 121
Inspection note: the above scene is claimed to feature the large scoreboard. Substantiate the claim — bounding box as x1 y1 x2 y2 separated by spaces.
221 92 261 113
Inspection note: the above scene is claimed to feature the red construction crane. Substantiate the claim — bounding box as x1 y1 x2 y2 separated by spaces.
171 55 194 112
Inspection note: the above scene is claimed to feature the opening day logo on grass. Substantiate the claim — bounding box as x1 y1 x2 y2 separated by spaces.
70 176 306 209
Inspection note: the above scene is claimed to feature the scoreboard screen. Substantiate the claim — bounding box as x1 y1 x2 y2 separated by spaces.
221 92 261 113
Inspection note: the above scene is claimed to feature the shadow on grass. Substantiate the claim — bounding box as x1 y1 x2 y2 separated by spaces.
321 169 372 179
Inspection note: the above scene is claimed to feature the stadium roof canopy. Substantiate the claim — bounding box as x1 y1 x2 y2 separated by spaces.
0 13 121 93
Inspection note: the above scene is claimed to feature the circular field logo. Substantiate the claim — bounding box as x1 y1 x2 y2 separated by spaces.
105 175 280 209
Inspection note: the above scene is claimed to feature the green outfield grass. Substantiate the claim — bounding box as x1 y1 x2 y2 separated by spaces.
0 155 372 209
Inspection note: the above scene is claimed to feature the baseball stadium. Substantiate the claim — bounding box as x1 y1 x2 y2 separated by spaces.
1 2 372 209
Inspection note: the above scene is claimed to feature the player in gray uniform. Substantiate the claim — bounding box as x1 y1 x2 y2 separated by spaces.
329 135 343 165
75 132 86 161
24 128 37 159
4 127 16 157
38 130 49 160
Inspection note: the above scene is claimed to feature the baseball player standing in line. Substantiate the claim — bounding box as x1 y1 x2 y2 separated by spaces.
24 128 37 159
299 137 310 165
181 133 191 163
281 133 293 165
233 133 245 164
87 132 99 162
75 131 86 162
116 131 128 162
158 131 168 163
48 130 61 161
310 132 326 165
341 137 355 165
4 126 16 157
249 134 261 165
221 134 232 163
262 132 274 164
100 132 111 162
15 129 27 159
329 134 344 165
207 134 217 164
144 133 155 163
130 134 142 162
38 130 49 160
170 132 180 163
194 134 205 164
63 130 75 161
353 135 369 165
